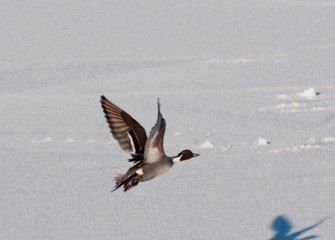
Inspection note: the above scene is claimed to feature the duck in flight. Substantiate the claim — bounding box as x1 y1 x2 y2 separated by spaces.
100 96 199 192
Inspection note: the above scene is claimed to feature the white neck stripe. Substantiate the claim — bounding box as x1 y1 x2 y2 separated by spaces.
172 155 182 163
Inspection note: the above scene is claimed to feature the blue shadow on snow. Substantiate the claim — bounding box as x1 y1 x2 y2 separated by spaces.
269 215 325 240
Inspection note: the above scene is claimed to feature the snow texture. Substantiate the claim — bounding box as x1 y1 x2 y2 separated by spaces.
256 137 271 146
297 87 321 99
199 140 215 149
1 1 335 239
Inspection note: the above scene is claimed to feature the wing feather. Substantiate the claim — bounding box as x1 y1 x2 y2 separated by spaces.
143 99 166 164
100 96 147 162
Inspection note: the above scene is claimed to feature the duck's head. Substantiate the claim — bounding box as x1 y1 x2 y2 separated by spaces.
172 149 199 163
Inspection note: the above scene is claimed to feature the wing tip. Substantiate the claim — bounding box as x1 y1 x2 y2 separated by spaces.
100 95 106 104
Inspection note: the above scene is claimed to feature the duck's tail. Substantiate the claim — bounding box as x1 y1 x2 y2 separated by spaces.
112 172 142 192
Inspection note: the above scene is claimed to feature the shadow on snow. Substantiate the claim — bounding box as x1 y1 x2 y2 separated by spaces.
269 215 325 240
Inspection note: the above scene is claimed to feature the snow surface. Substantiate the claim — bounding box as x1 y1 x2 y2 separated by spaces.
297 87 320 100
199 140 215 149
1 1 335 239
256 137 271 146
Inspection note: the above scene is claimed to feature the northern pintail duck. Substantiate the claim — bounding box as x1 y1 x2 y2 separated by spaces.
100 96 199 192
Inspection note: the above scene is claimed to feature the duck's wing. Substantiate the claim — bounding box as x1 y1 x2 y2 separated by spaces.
143 99 166 164
100 96 147 163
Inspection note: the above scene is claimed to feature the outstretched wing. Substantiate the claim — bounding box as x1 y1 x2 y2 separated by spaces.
100 96 147 162
143 99 166 164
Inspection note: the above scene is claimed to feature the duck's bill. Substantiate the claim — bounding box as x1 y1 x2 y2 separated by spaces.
193 153 200 157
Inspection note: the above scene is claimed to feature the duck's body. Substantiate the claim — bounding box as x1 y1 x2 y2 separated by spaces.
100 96 199 192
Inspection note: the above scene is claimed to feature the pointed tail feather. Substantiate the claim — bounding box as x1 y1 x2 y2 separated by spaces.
112 172 142 192
111 174 126 192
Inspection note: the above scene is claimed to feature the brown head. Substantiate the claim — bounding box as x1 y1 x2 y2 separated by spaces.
172 149 199 163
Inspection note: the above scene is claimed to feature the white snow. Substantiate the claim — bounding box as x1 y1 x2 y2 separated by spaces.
32 137 54 143
1 1 335 240
272 137 335 154
86 139 97 144
204 58 224 64
221 144 233 152
262 86 331 113
277 94 288 100
301 138 320 150
321 137 335 143
64 138 75 143
275 102 305 111
297 87 320 99
256 137 270 146
199 140 215 149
